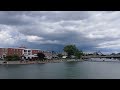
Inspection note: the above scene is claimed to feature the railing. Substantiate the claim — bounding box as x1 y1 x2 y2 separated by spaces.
81 55 120 58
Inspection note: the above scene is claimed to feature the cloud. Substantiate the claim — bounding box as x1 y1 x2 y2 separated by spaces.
0 11 120 53
26 35 44 42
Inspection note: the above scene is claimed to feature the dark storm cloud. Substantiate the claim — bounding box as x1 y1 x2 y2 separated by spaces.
42 11 90 21
0 11 89 26
0 12 30 25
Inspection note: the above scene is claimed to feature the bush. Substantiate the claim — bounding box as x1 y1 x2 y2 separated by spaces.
37 53 45 60
5 55 20 61
57 54 63 59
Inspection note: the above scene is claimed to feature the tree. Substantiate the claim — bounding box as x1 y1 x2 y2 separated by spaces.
37 53 45 60
74 50 83 59
5 56 13 61
12 55 20 61
63 44 83 59
64 45 76 58
57 54 63 58
5 55 20 61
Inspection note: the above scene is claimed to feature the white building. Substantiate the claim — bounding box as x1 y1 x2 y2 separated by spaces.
62 52 68 56
43 51 53 59
62 56 67 59
62 52 68 59
22 49 37 60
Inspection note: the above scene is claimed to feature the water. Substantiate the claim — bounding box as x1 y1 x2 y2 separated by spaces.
1 61 120 79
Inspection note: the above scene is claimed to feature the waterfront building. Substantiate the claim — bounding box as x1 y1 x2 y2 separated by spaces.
0 48 23 59
62 52 68 56
62 56 67 59
43 51 53 59
61 52 68 59
0 47 53 60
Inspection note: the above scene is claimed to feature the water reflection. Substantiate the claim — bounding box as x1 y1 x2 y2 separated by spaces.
64 61 78 65
0 61 120 79
63 62 80 79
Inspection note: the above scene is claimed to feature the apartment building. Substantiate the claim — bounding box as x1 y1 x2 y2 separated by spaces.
0 47 53 60
0 48 23 59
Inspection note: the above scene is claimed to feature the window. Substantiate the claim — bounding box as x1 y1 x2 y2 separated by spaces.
24 50 27 52
24 52 27 54
28 50 31 52
28 53 31 55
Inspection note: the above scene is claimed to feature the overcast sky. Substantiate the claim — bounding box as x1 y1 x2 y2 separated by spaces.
0 11 120 53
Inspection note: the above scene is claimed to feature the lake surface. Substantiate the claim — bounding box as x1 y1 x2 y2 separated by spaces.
1 61 120 79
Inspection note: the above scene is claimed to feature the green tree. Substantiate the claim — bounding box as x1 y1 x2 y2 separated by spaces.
64 45 76 57
5 55 20 61
63 44 83 59
37 53 45 60
12 55 20 61
5 56 13 61
74 50 83 59
57 54 63 58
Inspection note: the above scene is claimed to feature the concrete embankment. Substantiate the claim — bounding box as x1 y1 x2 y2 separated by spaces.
0 59 84 65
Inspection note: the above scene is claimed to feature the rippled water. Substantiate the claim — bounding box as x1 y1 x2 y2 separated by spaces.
0 61 120 79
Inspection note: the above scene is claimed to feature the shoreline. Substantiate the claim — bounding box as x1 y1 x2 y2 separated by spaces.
0 59 84 65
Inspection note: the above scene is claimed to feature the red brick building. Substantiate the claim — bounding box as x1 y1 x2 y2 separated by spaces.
7 48 23 56
32 49 42 55
0 48 24 59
